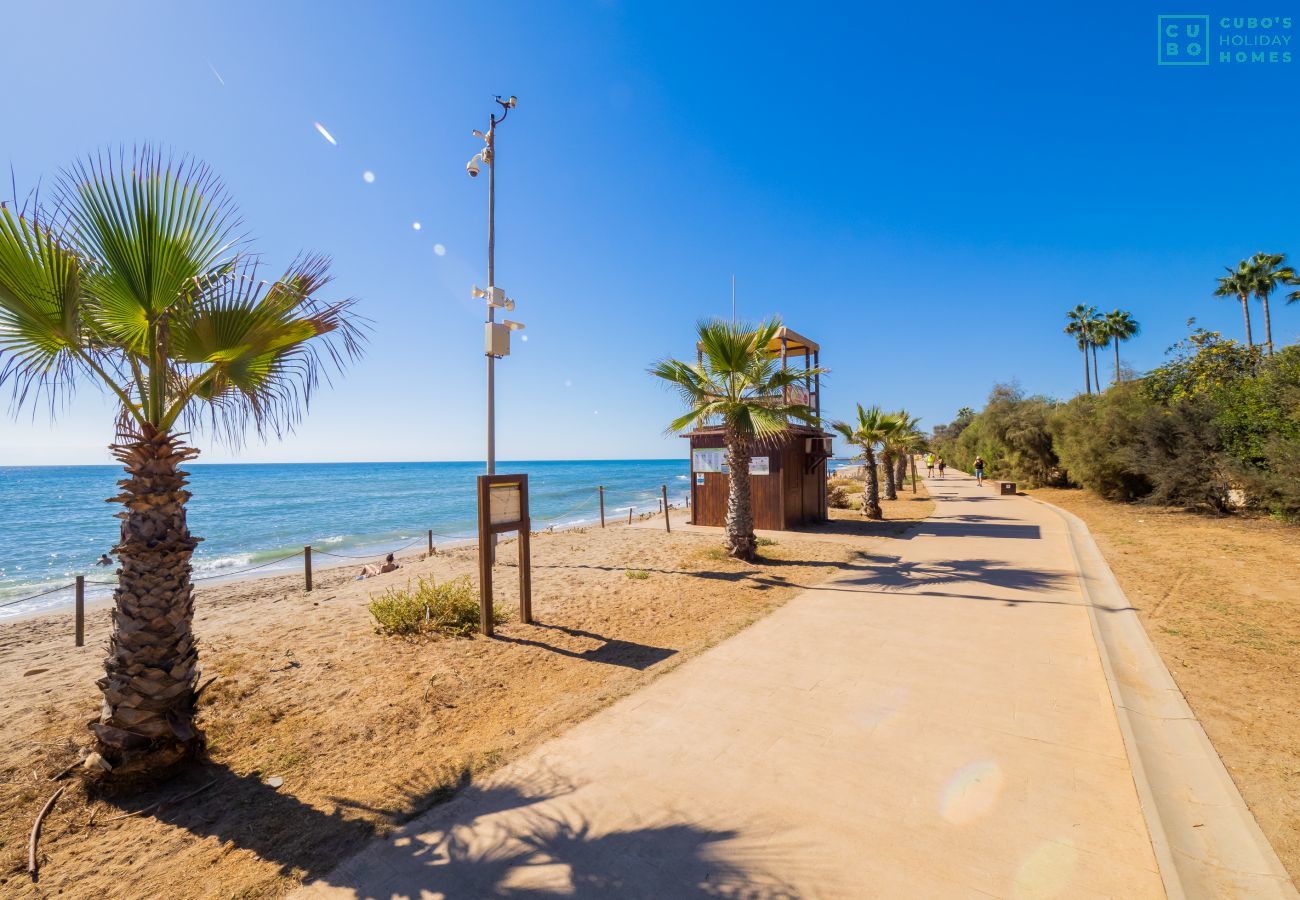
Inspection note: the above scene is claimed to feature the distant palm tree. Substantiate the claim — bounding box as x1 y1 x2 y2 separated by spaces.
1100 309 1140 385
831 405 899 520
886 410 922 494
1250 252 1295 356
1215 260 1256 348
0 148 363 777
1065 304 1099 394
651 318 820 561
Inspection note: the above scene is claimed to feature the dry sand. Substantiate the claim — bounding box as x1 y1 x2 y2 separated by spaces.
0 490 932 898
1030 487 1300 883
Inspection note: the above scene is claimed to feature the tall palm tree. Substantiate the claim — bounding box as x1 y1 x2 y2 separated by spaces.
1065 304 1099 395
1249 252 1295 356
1215 260 1256 348
1101 309 1140 385
0 148 363 777
831 405 899 520
651 318 819 561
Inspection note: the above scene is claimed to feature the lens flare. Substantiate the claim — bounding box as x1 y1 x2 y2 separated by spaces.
939 759 1004 825
313 122 338 146
1013 840 1077 898
433 244 446 257
362 171 375 183
564 379 572 387
521 334 529 342
412 222 422 231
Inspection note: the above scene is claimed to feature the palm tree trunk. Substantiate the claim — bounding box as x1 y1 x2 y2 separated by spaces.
896 455 908 489
881 452 898 501
1083 345 1091 395
1262 294 1274 356
1113 339 1121 385
1091 343 1101 392
723 427 756 561
862 449 882 520
1240 294 1254 348
91 425 203 776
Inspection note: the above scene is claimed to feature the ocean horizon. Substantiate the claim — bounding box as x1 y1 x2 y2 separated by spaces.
0 459 698 619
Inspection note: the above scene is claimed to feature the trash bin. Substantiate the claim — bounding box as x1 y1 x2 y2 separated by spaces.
999 481 1017 495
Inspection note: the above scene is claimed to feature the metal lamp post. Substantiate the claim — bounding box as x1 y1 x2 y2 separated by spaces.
468 95 521 565
468 94 519 478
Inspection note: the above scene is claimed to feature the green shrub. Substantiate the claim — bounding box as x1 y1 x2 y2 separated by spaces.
755 536 776 547
368 575 501 636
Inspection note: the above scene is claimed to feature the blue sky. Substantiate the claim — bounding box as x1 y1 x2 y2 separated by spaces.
1 1 1297 464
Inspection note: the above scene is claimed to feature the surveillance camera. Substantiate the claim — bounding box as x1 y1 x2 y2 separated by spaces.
466 156 481 177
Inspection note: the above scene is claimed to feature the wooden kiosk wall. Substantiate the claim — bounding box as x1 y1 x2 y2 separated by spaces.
687 428 828 530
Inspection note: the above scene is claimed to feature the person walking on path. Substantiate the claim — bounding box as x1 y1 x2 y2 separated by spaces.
974 456 986 486
936 457 946 478
925 453 935 476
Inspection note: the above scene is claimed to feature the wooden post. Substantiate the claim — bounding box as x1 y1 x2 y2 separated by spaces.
518 530 533 625
304 546 313 592
661 485 671 532
627 506 633 525
74 576 84 647
911 456 918 493
598 485 605 528
476 478 493 637
427 529 434 556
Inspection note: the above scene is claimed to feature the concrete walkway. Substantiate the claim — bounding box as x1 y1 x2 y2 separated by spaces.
296 472 1165 899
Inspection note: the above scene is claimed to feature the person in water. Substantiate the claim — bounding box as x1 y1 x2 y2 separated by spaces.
96 553 113 567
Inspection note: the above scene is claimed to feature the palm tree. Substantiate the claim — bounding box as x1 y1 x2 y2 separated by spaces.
1065 304 1099 394
831 405 899 520
1100 309 1140 385
1249 252 1295 356
1215 261 1256 348
886 410 922 494
651 318 819 561
0 148 363 777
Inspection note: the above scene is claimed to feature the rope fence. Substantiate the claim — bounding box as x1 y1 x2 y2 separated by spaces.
1 482 688 645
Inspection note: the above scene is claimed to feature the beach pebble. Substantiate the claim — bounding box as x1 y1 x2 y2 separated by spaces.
266 776 284 788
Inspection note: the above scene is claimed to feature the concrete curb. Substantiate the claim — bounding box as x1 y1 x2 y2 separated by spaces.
1035 498 1298 899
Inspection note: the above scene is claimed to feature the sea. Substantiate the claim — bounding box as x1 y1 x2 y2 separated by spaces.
0 460 696 620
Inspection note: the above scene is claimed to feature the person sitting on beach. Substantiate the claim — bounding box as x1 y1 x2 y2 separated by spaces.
357 553 400 580
96 553 113 567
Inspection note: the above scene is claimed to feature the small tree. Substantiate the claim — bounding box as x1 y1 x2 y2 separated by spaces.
832 405 899 520
651 318 819 561
0 148 363 776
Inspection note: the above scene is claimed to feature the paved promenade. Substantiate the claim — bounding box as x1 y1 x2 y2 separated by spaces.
297 472 1165 898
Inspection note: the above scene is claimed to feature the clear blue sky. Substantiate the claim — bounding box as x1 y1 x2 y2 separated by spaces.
2 1 1297 464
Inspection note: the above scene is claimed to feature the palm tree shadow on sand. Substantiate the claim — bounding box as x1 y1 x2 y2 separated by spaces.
330 780 807 899
101 762 807 898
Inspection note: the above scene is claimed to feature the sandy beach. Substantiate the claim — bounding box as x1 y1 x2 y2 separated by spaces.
0 491 932 898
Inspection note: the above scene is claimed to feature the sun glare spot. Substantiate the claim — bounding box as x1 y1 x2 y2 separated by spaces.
939 759 1004 826
433 244 446 256
412 222 422 231
1012 840 1078 898
362 171 375 183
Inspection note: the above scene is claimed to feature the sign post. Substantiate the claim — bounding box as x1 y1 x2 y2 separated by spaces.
476 473 533 636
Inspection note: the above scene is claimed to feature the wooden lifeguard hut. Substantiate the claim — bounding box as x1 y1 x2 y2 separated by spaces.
685 326 832 530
